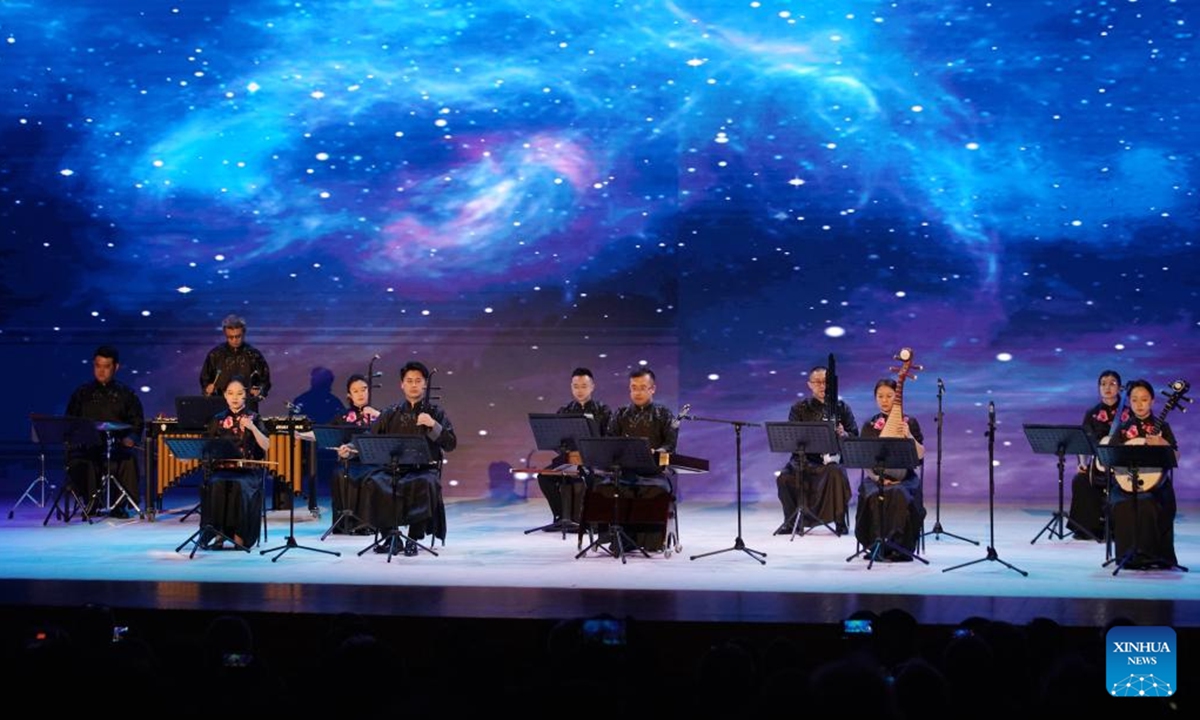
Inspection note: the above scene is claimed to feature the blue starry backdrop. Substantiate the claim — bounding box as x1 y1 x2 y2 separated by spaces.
0 1 1196 501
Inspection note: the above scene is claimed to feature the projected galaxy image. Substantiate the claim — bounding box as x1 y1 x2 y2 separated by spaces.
0 1 1195 502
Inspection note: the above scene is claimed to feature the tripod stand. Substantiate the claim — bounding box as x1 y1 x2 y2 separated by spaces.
943 402 1027 577
689 413 765 565
764 421 842 538
38 415 105 525
354 435 440 562
9 416 52 519
574 437 662 563
83 422 143 520
842 437 927 567
167 437 255 558
523 413 599 536
1095 443 1186 575
260 405 340 562
1024 424 1094 544
920 379 978 548
313 424 372 539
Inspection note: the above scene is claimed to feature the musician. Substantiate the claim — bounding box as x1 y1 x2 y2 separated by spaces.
328 374 380 534
598 367 677 552
1110 379 1179 569
65 345 145 518
536 367 612 531
855 379 925 560
1066 370 1124 541
354 361 456 555
774 366 856 535
199 314 271 402
202 377 270 549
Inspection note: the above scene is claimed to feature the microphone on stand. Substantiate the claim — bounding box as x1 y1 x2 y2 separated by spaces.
937 378 945 394
672 404 692 429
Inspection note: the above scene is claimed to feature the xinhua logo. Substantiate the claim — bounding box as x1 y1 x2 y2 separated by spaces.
1106 626 1176 697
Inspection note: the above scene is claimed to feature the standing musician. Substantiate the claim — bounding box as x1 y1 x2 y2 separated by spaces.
1109 379 1179 570
347 361 456 556
1066 370 1124 542
536 367 612 531
327 374 380 534
855 379 925 560
774 365 856 536
600 367 677 552
199 314 271 403
202 377 270 549
65 345 145 518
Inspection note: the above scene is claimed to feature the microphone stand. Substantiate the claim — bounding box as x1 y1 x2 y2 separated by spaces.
688 410 766 565
921 379 978 547
943 402 1027 576
260 401 341 562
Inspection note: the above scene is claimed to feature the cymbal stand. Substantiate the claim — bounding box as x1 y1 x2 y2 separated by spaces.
9 450 49 519
921 379 978 547
261 402 340 562
689 415 766 565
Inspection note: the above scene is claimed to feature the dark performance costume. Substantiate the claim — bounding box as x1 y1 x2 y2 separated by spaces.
590 402 677 552
362 400 457 543
199 343 272 399
202 409 268 548
855 412 925 559
65 379 145 516
1066 400 1123 540
776 397 856 534
536 398 612 527
327 405 375 534
1110 414 1178 569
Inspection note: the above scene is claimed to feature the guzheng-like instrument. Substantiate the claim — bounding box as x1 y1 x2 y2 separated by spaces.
525 450 710 476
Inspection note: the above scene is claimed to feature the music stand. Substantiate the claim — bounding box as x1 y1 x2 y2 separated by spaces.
259 407 341 562
353 435 440 561
174 395 228 431
36 415 104 525
1023 425 1097 544
166 437 249 558
765 421 841 539
688 413 765 565
524 413 598 535
841 437 927 567
1095 444 1185 575
574 437 660 563
313 424 371 539
9 417 53 519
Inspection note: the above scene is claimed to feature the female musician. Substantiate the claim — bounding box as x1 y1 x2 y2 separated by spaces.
855 379 925 561
329 374 380 534
1110 379 1179 569
202 377 270 549
1066 370 1124 541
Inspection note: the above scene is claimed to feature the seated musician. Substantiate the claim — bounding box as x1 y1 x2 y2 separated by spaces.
350 361 456 556
1109 379 1180 570
1066 370 1123 542
774 366 856 536
327 374 380 534
591 367 677 552
854 379 925 561
536 367 612 531
202 377 270 549
66 345 145 519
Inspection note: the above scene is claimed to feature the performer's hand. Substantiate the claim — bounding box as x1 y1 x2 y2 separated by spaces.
416 412 436 428
121 437 136 448
337 444 356 459
204 383 216 396
363 406 381 423
1146 434 1168 446
238 415 256 431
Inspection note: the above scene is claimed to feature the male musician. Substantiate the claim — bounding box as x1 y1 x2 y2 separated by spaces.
599 367 677 552
66 345 145 518
775 365 856 535
1066 370 1123 541
199 314 271 402
349 361 456 556
536 367 612 531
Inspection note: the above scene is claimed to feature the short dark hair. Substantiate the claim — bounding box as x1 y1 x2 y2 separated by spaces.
400 361 430 380
629 367 656 383
1126 379 1153 399
346 373 369 392
94 345 120 365
1098 369 1122 387
571 367 594 380
873 378 897 394
225 375 249 391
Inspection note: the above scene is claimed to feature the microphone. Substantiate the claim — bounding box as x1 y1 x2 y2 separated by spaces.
672 404 691 429
988 401 995 422
937 378 945 393
373 354 381 360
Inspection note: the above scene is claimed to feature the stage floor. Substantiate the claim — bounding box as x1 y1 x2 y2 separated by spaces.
1 490 1196 629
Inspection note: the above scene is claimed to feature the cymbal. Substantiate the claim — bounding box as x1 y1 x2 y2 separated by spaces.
95 421 132 432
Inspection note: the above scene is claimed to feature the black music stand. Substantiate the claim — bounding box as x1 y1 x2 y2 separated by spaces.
37 415 105 525
1095 444 1185 575
353 435 440 561
259 408 340 562
765 421 841 539
841 438 926 567
1024 425 1097 544
313 424 371 539
524 413 598 536
166 437 250 558
688 414 765 565
574 437 660 563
